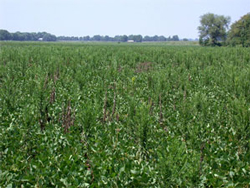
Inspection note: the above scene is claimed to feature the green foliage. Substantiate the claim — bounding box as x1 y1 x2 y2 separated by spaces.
198 13 230 46
0 42 250 187
0 30 12 40
0 31 57 41
0 29 181 42
228 13 250 47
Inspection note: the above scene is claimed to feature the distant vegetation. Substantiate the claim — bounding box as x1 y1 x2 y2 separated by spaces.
58 34 180 42
1 13 249 46
0 30 180 42
0 31 57 41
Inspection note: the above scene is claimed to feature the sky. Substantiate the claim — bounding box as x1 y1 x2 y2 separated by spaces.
0 0 249 39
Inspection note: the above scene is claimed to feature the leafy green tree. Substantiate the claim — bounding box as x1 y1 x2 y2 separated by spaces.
121 35 128 42
43 33 57 41
92 35 102 41
198 13 230 46
114 35 121 42
227 13 250 47
133 35 143 42
104 35 111 41
128 35 134 40
158 35 166 41
14 32 26 41
172 35 179 41
83 36 90 41
152 35 159 41
0 30 12 40
143 35 151 41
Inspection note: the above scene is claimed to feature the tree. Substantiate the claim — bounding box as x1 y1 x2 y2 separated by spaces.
128 35 134 40
83 36 90 41
227 13 250 47
14 32 25 41
133 35 143 42
143 36 152 41
158 35 166 41
198 13 230 46
0 30 12 40
172 35 179 41
114 35 121 42
120 35 128 42
104 35 111 41
92 35 101 41
43 33 57 41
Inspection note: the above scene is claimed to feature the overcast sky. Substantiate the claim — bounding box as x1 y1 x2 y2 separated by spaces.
0 0 249 39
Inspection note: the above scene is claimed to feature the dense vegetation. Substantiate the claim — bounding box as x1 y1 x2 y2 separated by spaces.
228 13 250 47
0 31 57 41
198 13 230 46
57 35 180 42
0 42 250 187
198 12 250 47
2 13 250 45
0 30 180 42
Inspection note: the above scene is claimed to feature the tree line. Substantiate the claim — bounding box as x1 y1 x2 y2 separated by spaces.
58 34 179 42
0 30 180 42
0 31 57 41
198 12 250 47
1 12 249 46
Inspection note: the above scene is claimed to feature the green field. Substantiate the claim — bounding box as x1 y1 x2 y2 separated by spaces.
0 42 250 187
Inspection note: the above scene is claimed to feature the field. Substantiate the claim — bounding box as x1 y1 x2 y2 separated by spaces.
0 42 250 187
